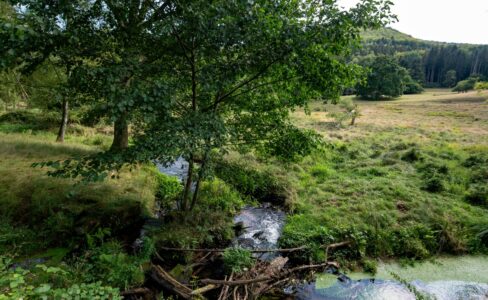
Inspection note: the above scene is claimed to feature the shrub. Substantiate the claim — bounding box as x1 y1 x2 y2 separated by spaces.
330 97 360 127
403 79 424 95
475 81 488 90
222 248 254 273
263 126 322 161
452 77 478 92
153 180 240 251
463 154 488 168
154 171 183 210
362 259 378 275
198 179 244 213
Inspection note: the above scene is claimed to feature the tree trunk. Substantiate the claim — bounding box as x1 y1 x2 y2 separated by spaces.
110 113 129 151
190 149 211 211
56 99 69 143
181 157 194 211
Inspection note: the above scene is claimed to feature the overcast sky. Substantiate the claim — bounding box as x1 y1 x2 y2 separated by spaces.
337 0 488 45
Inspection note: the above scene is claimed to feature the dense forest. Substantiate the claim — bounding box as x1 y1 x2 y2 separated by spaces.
358 28 488 87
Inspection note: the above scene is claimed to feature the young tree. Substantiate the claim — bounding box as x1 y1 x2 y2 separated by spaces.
0 0 85 142
443 70 457 88
51 0 394 211
357 55 410 100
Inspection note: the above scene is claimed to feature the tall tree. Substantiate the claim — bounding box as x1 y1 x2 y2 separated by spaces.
50 0 395 211
357 55 410 100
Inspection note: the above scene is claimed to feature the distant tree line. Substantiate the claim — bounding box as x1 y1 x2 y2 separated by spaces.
358 38 488 88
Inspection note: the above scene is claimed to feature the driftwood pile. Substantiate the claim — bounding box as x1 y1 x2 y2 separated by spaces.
123 242 351 300
150 258 337 300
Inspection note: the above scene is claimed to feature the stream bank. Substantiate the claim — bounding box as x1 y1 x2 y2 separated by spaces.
151 158 488 300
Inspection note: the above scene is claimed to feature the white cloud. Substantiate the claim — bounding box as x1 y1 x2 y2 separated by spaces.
337 0 488 44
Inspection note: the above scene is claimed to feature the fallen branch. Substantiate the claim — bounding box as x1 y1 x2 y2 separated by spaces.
323 241 352 261
158 245 307 253
201 261 337 286
218 272 233 300
151 265 192 299
191 284 219 296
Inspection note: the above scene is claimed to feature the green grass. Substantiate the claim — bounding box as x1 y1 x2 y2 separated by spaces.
0 123 158 256
218 89 488 265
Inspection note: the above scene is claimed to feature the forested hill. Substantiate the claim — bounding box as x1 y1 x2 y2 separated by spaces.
358 28 488 87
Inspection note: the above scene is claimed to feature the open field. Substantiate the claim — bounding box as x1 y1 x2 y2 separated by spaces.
221 89 488 265
294 89 488 142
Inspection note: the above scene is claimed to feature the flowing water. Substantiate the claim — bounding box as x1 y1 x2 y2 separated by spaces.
232 204 286 260
156 157 287 259
154 158 488 299
297 256 488 300
156 157 190 183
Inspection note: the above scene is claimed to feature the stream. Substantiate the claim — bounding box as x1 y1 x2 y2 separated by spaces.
156 159 488 300
155 157 286 259
297 256 488 300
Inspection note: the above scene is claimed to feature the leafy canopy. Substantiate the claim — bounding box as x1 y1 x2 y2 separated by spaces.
4 1 395 207
357 55 411 100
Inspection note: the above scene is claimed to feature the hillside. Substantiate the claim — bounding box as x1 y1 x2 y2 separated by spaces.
362 27 419 42
358 28 488 87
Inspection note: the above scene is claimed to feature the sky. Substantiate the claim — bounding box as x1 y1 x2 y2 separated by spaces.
337 0 488 45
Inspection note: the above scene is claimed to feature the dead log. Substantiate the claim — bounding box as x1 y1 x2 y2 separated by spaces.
151 265 192 299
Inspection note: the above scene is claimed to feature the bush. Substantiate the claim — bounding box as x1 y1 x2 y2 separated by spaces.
403 80 424 95
362 259 378 275
263 126 322 161
452 77 478 92
330 97 360 127
198 179 244 213
222 248 254 273
154 171 183 210
475 81 488 90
